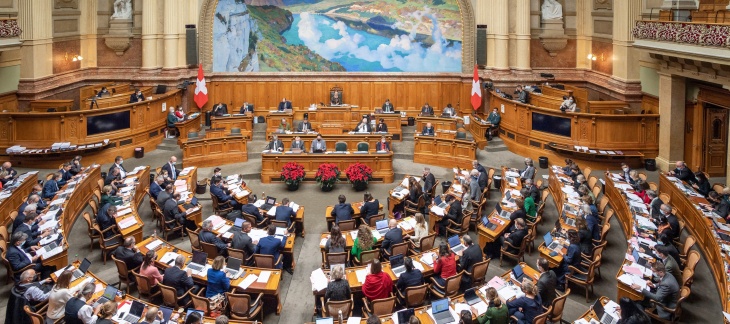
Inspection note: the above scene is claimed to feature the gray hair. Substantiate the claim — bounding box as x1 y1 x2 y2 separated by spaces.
28 194 40 203
20 269 35 282
202 219 213 230
581 204 592 215
215 315 229 324
525 178 533 185
81 282 95 297
175 255 186 267
10 232 28 246
470 169 479 177
155 176 165 183
646 190 657 198
24 204 36 214
331 265 344 280
660 204 672 214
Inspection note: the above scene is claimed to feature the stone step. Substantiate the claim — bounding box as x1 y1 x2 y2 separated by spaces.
162 137 178 145
156 143 180 152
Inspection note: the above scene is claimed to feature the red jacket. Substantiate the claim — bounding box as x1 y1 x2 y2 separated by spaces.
362 272 393 301
434 253 457 279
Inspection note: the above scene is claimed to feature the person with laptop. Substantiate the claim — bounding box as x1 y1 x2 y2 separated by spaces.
231 221 257 265
432 243 457 287
274 198 297 227
484 218 527 259
114 237 144 281
205 256 231 298
200 219 230 256
535 258 557 308
13 211 49 248
405 213 429 251
520 188 536 223
653 245 682 290
310 134 328 153
630 262 679 320
140 250 163 291
255 224 287 270
458 235 483 287
382 219 404 255
474 287 508 324
419 102 434 116
351 225 377 260
359 192 380 226
7 232 54 281
64 282 100 324
241 201 265 224
162 255 200 306
96 301 118 324
506 280 542 324
163 192 188 228
362 259 393 301
442 103 456 117
139 306 164 324
331 195 354 225
210 178 240 209
47 270 74 322
557 230 581 287
396 257 424 297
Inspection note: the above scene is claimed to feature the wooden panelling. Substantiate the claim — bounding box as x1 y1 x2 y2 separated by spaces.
260 152 394 183
586 101 630 114
641 94 659 114
29 100 74 112
415 116 459 132
529 94 563 110
0 91 18 112
267 133 393 153
206 80 474 119
181 135 248 168
210 115 253 139
413 136 476 169
88 87 154 109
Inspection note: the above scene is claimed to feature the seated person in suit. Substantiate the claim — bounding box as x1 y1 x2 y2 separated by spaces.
231 221 257 264
17 196 42 228
241 201 265 223
381 99 394 113
255 224 287 270
396 257 424 297
114 237 144 279
442 104 456 117
239 101 253 114
520 158 535 181
486 107 501 140
13 212 48 249
200 219 230 255
150 176 165 200
484 218 527 259
330 91 342 106
162 255 200 306
1 161 17 185
157 185 173 207
205 256 230 298
277 118 291 133
668 160 697 184
161 156 181 181
515 85 529 104
375 118 388 133
421 122 435 136
376 136 390 152
297 117 313 133
310 134 327 153
42 172 62 200
381 219 403 255
420 103 434 116
129 89 145 103
212 102 228 116
7 232 55 280
277 97 292 111
96 204 118 238
97 87 110 97
437 194 463 236
28 185 47 210
266 135 284 152
631 262 679 320
163 192 187 227
110 156 127 178
458 235 483 286
210 177 240 208
360 192 380 226
290 136 306 151
104 167 125 194
354 117 372 133
57 163 75 187
275 198 296 227
331 194 354 224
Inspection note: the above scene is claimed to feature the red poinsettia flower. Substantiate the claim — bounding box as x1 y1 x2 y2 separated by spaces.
315 163 340 187
280 162 306 185
345 162 373 184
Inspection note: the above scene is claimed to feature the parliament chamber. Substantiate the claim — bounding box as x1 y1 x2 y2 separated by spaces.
1 0 730 324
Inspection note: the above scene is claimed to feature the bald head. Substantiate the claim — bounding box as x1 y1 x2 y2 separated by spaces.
388 219 397 228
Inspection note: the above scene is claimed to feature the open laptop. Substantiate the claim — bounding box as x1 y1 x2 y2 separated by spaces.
118 300 145 323
448 235 465 254
433 195 448 209
390 254 406 277
225 257 242 279
397 308 415 323
632 249 650 267
315 318 334 324
41 241 58 253
186 250 208 273
261 196 277 211
92 285 118 308
481 216 497 231
562 213 576 227
504 191 515 203
71 258 91 281
592 300 618 324
375 219 389 235
495 204 511 219
431 298 455 324
159 306 174 323
564 204 576 214
228 218 244 233
544 233 561 251
464 288 481 305
512 264 525 281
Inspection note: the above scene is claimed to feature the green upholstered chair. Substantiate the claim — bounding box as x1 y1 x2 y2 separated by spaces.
335 141 348 152
356 142 369 152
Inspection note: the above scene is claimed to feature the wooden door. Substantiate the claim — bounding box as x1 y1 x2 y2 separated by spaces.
703 105 728 176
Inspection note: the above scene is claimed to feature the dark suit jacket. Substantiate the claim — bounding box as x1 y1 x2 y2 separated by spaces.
421 126 434 135
213 104 228 116
381 227 403 253
96 202 116 232
59 169 72 186
537 271 557 307
376 142 390 151
360 200 379 224
354 122 372 133
231 231 255 263
396 269 424 293
161 162 181 180
666 214 680 240
445 200 462 223
274 205 296 226
12 209 27 231
459 245 483 274
642 274 679 310
162 266 195 297
423 173 436 195
150 182 163 200
331 203 354 224
672 167 696 184
241 204 264 222
42 180 59 199
505 228 527 254
255 235 286 268
157 191 172 207
13 223 41 247
375 123 388 132
277 101 291 111
163 199 185 223
650 197 663 219
297 122 313 132
382 103 393 112
129 93 144 103
526 185 540 203
110 163 127 176
291 140 306 150
266 139 284 151
210 185 233 203
7 245 33 272
200 230 228 253
420 106 434 115
239 104 253 114
114 247 143 272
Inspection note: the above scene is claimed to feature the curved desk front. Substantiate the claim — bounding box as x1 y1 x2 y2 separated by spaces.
413 135 476 169
260 151 394 184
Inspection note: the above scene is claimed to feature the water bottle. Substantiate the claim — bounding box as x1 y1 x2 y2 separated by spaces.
338 310 343 324
74 254 79 263
153 229 157 238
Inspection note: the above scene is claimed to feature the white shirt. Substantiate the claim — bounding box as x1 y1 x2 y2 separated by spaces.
47 288 73 319
77 296 98 324
359 123 367 132
115 163 126 178
169 162 177 179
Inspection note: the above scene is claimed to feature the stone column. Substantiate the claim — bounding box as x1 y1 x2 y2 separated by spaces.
612 0 642 82
163 0 180 69
656 72 686 172
513 0 531 71
142 0 160 69
79 0 98 69
575 0 592 69
487 0 509 70
18 0 53 80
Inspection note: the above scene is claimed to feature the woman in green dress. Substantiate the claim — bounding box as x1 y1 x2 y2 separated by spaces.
351 225 377 260
475 287 508 324
521 188 537 222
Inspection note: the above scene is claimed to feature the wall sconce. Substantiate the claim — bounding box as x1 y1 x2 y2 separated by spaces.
65 52 83 62
586 53 605 62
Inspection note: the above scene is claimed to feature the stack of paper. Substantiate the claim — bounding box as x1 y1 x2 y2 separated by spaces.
355 268 369 284
145 240 163 250
420 253 435 267
118 217 136 229
310 268 328 292
430 205 445 216
159 252 179 265
257 271 271 283
238 274 258 290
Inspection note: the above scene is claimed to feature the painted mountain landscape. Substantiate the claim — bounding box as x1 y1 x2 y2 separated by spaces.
212 0 463 72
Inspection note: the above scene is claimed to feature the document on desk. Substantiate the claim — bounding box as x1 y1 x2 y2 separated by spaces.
159 252 179 265
117 207 133 217
40 234 59 246
355 267 369 284
50 198 65 206
41 245 64 259
145 240 163 250
412 260 425 272
118 217 137 229
238 274 258 290
39 220 58 231
310 268 328 292
420 252 435 267
257 271 271 283
346 318 361 324
266 206 277 216
430 205 445 216
350 230 359 241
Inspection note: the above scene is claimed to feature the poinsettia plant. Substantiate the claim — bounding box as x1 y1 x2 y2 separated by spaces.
280 162 305 185
345 162 373 184
315 163 340 188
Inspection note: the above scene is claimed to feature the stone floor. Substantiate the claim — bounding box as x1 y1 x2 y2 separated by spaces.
1 125 723 323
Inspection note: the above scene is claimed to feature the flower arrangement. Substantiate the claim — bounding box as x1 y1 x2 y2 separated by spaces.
280 162 305 186
345 163 373 184
315 163 340 188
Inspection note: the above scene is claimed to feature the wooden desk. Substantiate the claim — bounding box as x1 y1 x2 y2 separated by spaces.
413 135 475 169
202 216 296 254
265 112 293 135
29 100 74 112
111 167 150 242
175 113 202 143
549 143 644 167
529 93 563 110
180 135 248 168
210 114 253 139
373 113 403 140
260 152 394 184
177 166 198 194
476 168 521 250
416 116 458 132
576 296 613 323
268 133 393 153
88 87 154 109
324 201 384 225
310 106 362 129
0 172 37 227
467 119 490 149
136 236 284 314
318 216 415 251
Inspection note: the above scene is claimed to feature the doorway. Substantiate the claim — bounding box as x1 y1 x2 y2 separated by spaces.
703 104 728 177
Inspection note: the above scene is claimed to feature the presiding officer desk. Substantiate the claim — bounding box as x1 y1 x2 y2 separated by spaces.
489 90 659 169
175 113 202 145
260 151 394 184
180 135 248 168
210 114 253 139
413 135 476 169
415 116 458 132
268 133 393 153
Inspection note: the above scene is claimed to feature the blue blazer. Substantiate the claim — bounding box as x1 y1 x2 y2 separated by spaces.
200 230 228 253
7 245 32 273
396 269 424 293
96 202 116 232
205 269 230 298
255 235 286 269
42 180 59 199
381 227 403 254
331 203 354 224
274 205 296 226
150 182 163 200
241 204 264 222
210 185 232 203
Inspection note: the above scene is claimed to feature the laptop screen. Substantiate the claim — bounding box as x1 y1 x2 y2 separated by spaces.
315 318 334 324
464 288 477 301
159 306 174 322
505 191 512 200
592 300 605 318
389 254 404 268
227 257 242 270
191 250 207 265
512 265 524 278
233 218 244 227
186 309 204 319
481 216 489 226
102 286 118 300
375 219 388 230
128 300 145 316
495 204 503 214
543 233 553 246
265 196 276 205
432 298 449 314
448 235 461 248
397 309 415 323
632 249 640 263
434 195 443 205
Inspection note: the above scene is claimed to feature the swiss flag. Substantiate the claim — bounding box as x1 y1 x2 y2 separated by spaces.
194 64 208 108
470 65 482 110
